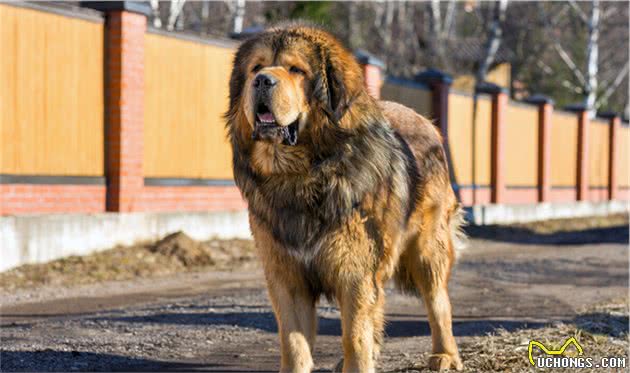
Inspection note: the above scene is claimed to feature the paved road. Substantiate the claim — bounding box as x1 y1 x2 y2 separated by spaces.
1 227 628 372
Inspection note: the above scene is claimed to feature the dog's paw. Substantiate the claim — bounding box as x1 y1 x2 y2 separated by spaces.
428 353 463 371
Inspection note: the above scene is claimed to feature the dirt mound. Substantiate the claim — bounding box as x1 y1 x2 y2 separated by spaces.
151 231 215 267
0 235 256 292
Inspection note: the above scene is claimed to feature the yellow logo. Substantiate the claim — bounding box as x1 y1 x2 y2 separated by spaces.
528 337 584 366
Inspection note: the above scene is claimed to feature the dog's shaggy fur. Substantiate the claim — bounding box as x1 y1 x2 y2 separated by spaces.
226 24 464 372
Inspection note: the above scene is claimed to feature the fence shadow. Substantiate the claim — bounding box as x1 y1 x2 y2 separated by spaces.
572 312 629 338
464 224 629 245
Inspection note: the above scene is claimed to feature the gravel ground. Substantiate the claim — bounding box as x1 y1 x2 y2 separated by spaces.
0 215 628 372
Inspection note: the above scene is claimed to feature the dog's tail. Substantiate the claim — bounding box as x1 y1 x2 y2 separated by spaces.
448 203 468 256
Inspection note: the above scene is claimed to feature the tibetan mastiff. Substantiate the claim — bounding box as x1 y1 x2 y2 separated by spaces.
226 24 465 372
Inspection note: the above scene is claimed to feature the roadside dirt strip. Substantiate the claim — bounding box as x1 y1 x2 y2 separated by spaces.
1 225 628 372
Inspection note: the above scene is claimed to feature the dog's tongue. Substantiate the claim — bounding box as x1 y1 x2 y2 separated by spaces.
257 112 275 123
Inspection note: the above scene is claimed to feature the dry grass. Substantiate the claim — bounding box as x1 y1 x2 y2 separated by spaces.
385 299 629 372
460 300 628 372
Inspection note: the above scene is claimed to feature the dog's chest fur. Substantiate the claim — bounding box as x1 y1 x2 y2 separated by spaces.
234 123 414 258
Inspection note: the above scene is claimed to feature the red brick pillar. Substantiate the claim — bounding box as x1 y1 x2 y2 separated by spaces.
416 69 458 200
83 2 150 212
564 104 592 201
600 112 620 200
575 109 590 201
416 69 453 139
477 83 508 204
355 50 385 100
526 95 554 202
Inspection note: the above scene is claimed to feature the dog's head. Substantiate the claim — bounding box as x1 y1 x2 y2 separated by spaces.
226 24 370 151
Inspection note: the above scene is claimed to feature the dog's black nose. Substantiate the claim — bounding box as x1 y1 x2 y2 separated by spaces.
253 74 277 89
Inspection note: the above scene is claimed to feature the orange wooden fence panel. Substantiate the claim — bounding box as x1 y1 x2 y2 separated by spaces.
550 111 578 187
144 32 236 179
504 103 538 186
447 92 492 186
588 119 610 187
618 126 630 188
0 5 104 176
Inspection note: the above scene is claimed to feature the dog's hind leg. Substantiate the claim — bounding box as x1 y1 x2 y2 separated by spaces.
400 205 463 371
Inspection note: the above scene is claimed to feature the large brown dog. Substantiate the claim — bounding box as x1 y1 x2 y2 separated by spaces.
226 24 465 372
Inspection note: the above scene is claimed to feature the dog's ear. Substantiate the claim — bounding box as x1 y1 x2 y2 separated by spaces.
314 50 360 125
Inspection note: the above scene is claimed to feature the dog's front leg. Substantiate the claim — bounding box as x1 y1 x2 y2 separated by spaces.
267 275 317 373
337 278 382 373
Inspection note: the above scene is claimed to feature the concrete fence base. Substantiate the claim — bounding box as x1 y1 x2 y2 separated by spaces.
0 210 251 272
465 200 629 225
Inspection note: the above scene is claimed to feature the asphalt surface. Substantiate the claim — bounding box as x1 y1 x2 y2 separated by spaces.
1 226 628 372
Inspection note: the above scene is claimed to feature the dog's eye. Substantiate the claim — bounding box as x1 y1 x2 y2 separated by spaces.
252 64 263 73
289 66 305 75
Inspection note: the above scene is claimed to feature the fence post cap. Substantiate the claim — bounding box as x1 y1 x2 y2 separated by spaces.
596 111 619 119
80 1 151 17
524 94 554 105
415 69 453 85
562 103 589 113
230 26 265 40
354 50 385 69
475 81 508 95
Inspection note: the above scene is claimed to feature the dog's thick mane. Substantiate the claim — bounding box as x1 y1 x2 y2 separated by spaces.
232 117 411 250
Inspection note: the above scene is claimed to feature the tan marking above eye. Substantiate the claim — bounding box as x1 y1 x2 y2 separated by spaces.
248 49 272 74
278 54 311 76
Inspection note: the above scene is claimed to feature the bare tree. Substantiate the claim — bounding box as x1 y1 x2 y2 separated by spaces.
148 0 187 31
149 0 161 28
476 0 508 83
428 0 457 69
167 0 186 31
584 0 600 114
543 0 627 116
225 0 246 34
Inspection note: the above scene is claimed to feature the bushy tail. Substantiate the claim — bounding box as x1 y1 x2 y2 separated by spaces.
449 203 468 256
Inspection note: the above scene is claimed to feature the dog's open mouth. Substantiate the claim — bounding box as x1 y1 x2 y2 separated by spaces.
253 103 299 146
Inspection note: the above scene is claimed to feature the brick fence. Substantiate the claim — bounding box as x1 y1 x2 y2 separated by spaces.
0 1 627 216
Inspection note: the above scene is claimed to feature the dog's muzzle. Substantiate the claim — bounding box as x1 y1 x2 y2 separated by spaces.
251 101 299 146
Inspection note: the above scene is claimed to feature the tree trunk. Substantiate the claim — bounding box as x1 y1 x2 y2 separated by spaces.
150 0 162 28
584 0 600 116
233 0 246 34
476 0 508 83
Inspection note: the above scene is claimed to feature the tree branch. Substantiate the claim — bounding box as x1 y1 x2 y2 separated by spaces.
561 79 584 94
476 0 508 82
539 2 587 86
444 0 457 38
167 0 186 31
597 61 629 108
551 39 586 85
149 0 162 28
567 0 589 24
